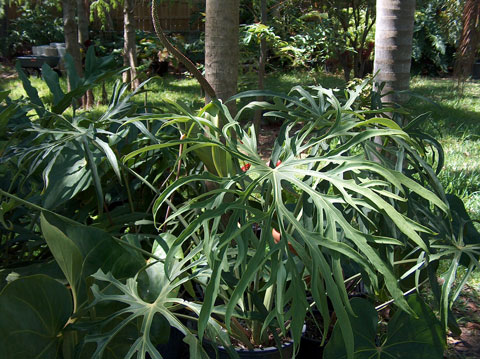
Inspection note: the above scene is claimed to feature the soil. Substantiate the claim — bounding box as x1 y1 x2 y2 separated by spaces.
257 123 282 161
444 285 480 359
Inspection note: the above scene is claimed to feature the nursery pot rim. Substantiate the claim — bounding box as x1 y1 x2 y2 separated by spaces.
204 324 305 353
209 339 294 354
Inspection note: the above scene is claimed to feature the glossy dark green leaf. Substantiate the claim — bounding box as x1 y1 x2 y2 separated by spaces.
42 146 93 209
0 260 64 291
64 53 81 90
40 212 144 309
15 61 45 116
323 295 445 359
52 50 119 113
41 63 65 106
86 267 211 359
0 275 72 359
82 136 104 213
0 90 9 103
93 137 122 181
447 194 480 266
0 103 19 134
84 46 97 79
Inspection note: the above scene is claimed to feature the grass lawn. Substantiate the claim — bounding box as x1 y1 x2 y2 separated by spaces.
408 77 480 221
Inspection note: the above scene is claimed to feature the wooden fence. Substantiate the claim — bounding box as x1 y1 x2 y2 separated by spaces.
7 0 205 34
92 0 205 33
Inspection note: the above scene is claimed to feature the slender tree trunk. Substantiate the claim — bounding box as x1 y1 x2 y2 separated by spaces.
339 51 352 82
63 0 83 91
77 0 89 46
205 0 240 108
105 7 115 34
454 0 480 82
254 0 267 136
373 0 416 105
123 0 140 90
77 0 94 108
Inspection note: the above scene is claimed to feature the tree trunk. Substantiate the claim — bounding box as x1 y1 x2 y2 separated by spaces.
76 0 94 108
373 0 416 105
63 0 83 91
205 0 240 108
77 0 89 46
454 0 480 82
123 0 140 90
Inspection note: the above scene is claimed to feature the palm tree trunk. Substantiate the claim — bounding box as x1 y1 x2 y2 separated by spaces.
123 0 140 90
205 0 240 107
454 0 480 82
373 0 416 105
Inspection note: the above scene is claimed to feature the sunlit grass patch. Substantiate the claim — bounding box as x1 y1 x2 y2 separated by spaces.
439 136 480 219
409 77 480 136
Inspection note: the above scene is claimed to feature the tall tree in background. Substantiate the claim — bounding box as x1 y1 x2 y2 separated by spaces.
77 0 94 107
123 0 140 89
205 0 240 105
91 0 139 90
373 0 416 104
454 0 480 82
63 0 83 91
77 0 89 45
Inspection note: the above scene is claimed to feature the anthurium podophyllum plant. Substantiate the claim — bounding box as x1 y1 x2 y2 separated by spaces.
1 68 480 359
123 80 470 358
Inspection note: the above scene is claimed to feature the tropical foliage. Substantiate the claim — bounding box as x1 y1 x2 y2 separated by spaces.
2 0 63 56
412 0 465 75
0 50 479 359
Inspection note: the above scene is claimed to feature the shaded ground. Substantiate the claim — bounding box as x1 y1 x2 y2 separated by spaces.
0 63 17 80
445 285 480 358
258 123 282 160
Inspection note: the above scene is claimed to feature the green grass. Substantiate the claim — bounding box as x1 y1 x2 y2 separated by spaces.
1 70 479 220
408 78 480 221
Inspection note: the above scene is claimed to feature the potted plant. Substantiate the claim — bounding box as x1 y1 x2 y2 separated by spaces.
2 69 479 359
126 81 452 358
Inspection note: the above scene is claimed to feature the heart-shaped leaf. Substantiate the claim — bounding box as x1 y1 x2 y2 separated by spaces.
323 295 445 359
0 275 72 359
40 212 145 310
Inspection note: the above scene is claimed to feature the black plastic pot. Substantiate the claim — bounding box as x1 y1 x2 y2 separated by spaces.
204 341 294 359
203 325 306 359
150 327 189 359
298 336 324 359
